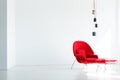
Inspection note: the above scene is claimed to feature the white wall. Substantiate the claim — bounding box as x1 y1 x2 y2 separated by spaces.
0 0 7 69
94 0 116 58
15 0 117 65
7 0 16 69
0 0 15 70
116 0 120 61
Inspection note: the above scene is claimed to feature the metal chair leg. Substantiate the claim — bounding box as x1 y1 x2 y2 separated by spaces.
104 64 106 72
84 64 87 69
71 59 76 70
96 64 100 72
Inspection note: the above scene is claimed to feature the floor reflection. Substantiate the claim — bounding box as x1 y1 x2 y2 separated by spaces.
0 71 7 80
0 65 120 80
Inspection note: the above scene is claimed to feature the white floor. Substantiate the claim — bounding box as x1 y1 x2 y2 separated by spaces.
0 64 120 80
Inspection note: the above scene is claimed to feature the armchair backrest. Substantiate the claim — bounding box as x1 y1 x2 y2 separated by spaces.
73 41 94 63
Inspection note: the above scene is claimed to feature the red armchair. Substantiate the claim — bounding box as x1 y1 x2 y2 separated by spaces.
73 41 99 64
71 41 117 70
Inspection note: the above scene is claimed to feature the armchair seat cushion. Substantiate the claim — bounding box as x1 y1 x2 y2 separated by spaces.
75 50 86 62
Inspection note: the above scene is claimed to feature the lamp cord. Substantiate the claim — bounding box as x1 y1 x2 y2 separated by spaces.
92 0 98 36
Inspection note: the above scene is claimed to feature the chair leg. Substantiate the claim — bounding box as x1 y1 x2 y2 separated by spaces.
104 64 106 72
96 64 100 72
84 64 87 69
71 59 76 70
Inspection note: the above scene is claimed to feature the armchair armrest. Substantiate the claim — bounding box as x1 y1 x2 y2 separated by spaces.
86 54 98 58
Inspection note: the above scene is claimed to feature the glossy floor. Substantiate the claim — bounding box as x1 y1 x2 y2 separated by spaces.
0 64 120 80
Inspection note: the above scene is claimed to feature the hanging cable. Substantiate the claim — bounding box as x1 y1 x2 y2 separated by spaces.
92 0 98 36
